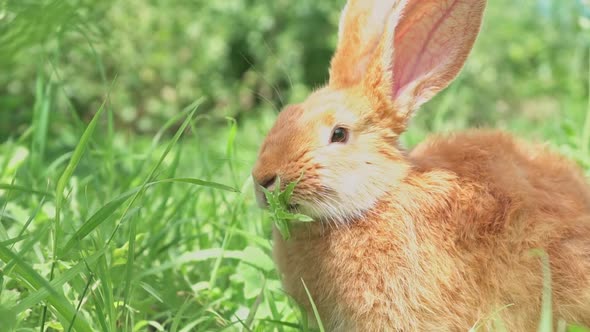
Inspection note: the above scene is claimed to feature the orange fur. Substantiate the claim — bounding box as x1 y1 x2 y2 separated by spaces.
252 0 590 330
272 131 590 330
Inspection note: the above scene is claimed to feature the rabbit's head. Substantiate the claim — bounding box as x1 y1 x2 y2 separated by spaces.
252 0 486 225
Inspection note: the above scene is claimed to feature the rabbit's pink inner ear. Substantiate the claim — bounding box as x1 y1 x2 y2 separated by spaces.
391 0 485 99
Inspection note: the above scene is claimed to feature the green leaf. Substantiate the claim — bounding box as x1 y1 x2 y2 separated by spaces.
240 246 274 272
262 174 314 240
230 262 264 299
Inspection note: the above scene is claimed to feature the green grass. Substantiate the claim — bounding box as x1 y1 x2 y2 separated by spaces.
1 0 590 331
0 97 317 330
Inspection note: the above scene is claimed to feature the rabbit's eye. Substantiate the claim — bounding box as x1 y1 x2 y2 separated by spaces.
330 127 349 144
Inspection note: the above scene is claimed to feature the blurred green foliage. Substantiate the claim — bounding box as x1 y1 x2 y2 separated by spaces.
1 0 589 137
1 0 342 136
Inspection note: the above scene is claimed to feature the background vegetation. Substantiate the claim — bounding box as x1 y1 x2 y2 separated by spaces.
0 0 589 330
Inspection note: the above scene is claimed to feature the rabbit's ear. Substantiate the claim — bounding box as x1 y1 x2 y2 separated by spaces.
364 0 486 131
329 0 399 88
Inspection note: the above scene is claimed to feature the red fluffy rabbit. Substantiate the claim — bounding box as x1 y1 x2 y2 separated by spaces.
252 0 590 330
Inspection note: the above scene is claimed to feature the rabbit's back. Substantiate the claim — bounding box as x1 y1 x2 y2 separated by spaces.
410 129 590 231
410 129 590 328
411 129 590 208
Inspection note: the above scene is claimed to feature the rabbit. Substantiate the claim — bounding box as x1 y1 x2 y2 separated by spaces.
251 0 590 330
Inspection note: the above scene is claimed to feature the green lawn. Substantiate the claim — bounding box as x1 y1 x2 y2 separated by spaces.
1 0 590 331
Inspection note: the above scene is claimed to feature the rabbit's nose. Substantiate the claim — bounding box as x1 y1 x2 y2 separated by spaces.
258 175 277 190
252 172 277 190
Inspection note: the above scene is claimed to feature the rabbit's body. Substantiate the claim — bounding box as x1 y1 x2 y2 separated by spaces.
252 0 590 329
273 130 590 330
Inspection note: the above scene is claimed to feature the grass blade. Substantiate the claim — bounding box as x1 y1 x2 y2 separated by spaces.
264 289 285 332
301 279 324 332
60 187 140 255
0 234 28 246
169 299 193 332
0 184 54 197
582 48 590 155
0 244 94 332
225 117 239 187
66 272 93 332
42 90 109 331
55 97 107 211
531 249 552 332
155 178 239 192
122 212 137 315
61 177 237 255
30 71 52 171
